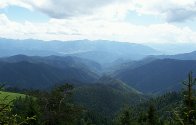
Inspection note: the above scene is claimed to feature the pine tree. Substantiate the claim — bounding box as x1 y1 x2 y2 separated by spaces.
173 72 196 125
182 72 196 124
147 104 157 125
115 106 138 125
37 83 84 125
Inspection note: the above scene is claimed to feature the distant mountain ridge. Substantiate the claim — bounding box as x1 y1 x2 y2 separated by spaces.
150 50 196 60
0 38 159 64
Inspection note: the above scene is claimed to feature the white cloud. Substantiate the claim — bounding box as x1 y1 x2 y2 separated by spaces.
1 0 196 22
0 13 196 44
130 0 196 22
0 0 32 10
22 0 196 22
0 0 196 44
23 0 127 18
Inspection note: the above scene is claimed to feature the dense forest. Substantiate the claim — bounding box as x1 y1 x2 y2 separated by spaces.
0 72 195 125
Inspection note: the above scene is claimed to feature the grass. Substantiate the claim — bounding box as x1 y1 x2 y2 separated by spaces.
0 91 25 104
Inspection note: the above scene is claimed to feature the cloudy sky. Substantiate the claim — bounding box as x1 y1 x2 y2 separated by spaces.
0 0 196 44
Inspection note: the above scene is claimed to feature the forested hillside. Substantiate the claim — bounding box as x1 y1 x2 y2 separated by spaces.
115 59 196 94
0 55 100 89
0 72 195 125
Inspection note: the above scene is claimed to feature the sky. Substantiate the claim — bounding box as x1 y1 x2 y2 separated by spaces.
0 0 196 45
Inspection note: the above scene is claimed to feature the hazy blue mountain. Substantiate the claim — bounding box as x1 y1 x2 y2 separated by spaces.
67 40 159 64
115 59 196 94
0 55 100 89
0 38 60 57
152 51 196 60
0 38 159 64
107 57 156 74
0 55 102 74
148 43 196 54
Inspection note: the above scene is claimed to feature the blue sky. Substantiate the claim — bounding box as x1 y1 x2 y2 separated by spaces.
0 6 50 22
0 0 196 44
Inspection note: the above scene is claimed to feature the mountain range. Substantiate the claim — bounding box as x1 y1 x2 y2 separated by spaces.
0 38 196 95
0 55 99 89
0 38 159 64
114 59 196 94
151 50 196 60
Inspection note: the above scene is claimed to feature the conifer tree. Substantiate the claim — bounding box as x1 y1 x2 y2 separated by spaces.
115 106 138 125
173 72 196 125
147 104 157 125
182 72 196 124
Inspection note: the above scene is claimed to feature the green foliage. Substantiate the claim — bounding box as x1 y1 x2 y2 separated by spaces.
0 85 35 125
1 72 195 125
0 91 25 104
78 110 111 125
147 104 158 125
11 96 41 125
172 72 196 125
113 71 196 125
73 81 146 119
114 106 138 125
134 92 182 123
36 84 84 125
